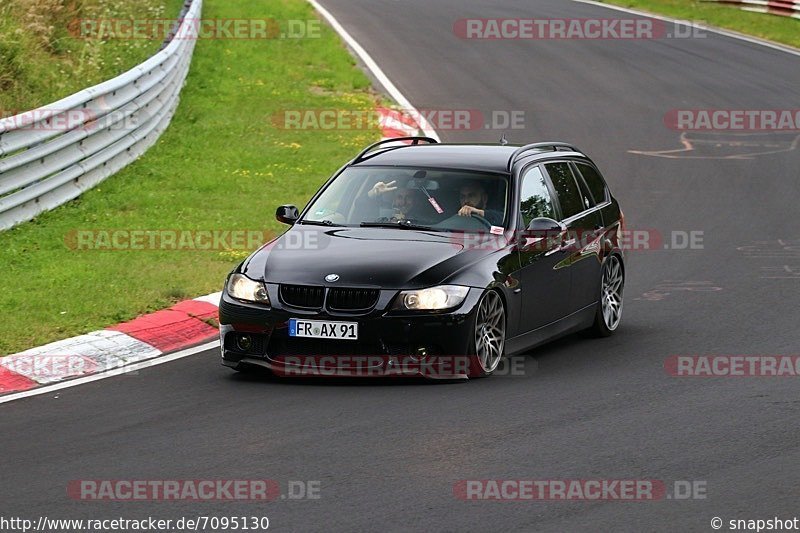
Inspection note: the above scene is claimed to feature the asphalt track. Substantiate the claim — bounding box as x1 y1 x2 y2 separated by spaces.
2 1 799 531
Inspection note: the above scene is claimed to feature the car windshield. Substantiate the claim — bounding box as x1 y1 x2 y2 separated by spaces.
301 166 510 232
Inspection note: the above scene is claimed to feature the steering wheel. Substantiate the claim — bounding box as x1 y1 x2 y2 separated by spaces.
432 213 493 231
469 213 493 229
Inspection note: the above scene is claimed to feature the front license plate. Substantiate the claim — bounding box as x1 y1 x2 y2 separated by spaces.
289 318 358 340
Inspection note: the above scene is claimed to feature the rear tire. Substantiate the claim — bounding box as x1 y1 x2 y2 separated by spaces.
588 254 624 337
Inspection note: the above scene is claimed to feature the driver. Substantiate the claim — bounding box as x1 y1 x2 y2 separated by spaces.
457 180 503 225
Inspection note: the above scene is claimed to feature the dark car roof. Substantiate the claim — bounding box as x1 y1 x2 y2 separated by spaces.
351 144 587 174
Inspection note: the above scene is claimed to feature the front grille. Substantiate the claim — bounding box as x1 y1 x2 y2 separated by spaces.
278 285 380 312
280 285 325 309
327 288 380 311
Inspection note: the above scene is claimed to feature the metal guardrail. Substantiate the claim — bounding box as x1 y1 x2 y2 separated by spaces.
703 0 800 19
0 0 203 231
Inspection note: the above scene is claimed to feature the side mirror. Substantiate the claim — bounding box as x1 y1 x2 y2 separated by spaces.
276 205 299 225
527 217 565 233
519 217 567 251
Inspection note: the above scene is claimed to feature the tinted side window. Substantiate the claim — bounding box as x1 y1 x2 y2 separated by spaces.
575 163 608 204
519 166 555 227
573 171 595 211
545 163 584 220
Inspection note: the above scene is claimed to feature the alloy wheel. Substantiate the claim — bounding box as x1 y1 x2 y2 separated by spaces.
601 255 624 331
474 291 506 373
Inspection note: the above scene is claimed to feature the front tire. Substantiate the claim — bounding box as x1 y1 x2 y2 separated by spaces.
468 290 507 378
588 254 624 337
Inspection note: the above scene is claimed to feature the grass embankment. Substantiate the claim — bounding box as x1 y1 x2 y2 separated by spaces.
0 0 184 112
597 0 800 48
0 0 380 354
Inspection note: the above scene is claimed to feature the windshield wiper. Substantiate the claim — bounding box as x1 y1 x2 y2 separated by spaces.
360 220 440 231
298 219 335 226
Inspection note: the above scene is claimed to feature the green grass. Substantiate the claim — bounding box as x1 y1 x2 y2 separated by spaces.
596 0 800 48
0 0 185 112
0 0 381 354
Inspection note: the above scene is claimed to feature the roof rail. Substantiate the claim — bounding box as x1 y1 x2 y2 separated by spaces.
506 142 581 171
352 136 438 164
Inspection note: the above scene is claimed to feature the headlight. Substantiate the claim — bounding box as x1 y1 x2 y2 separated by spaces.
392 285 469 311
226 273 270 305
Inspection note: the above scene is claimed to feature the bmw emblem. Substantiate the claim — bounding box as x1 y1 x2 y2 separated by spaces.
325 274 340 283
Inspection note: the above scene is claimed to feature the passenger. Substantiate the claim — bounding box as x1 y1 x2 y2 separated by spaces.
365 177 420 221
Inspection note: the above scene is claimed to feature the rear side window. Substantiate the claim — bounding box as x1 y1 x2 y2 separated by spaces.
519 166 556 227
573 170 595 211
575 163 608 204
545 163 584 220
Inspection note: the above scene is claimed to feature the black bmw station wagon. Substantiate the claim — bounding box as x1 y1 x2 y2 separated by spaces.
219 138 625 379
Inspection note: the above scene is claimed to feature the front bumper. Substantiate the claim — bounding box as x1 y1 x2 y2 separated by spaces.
218 285 481 379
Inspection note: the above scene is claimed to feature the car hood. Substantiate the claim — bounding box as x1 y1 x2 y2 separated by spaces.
241 226 498 289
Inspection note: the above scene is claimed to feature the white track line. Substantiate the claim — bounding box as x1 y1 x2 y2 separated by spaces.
572 0 800 58
308 0 441 141
0 341 218 405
